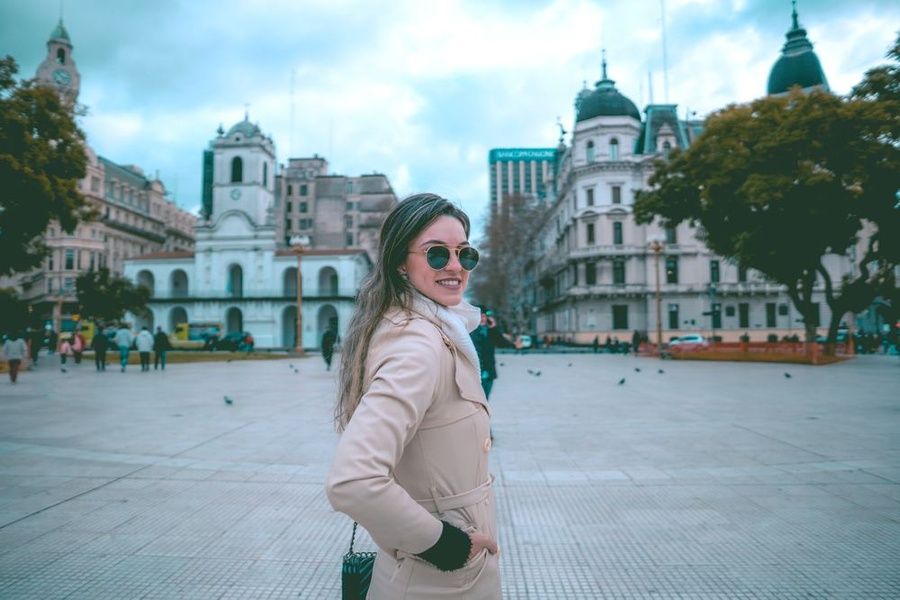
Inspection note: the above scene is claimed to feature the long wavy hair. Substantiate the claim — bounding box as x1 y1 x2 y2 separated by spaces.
335 193 470 431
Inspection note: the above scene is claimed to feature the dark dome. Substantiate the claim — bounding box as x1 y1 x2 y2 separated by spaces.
767 7 829 95
576 59 640 122
48 19 71 44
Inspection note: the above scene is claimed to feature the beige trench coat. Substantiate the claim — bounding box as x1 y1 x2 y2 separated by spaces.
326 307 500 599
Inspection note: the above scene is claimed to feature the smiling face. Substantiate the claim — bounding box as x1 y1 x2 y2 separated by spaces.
402 215 471 307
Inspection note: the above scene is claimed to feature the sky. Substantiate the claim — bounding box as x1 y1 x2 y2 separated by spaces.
2 0 898 238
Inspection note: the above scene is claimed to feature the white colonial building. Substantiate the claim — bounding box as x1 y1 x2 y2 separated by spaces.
124 117 371 349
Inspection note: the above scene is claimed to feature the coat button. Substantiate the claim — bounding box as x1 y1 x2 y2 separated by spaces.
483 437 492 452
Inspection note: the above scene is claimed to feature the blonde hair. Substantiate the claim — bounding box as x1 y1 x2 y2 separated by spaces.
335 193 470 430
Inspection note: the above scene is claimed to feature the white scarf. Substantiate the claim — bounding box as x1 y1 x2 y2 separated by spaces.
410 292 482 371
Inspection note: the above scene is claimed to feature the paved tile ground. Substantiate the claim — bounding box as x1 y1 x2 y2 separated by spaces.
0 351 898 599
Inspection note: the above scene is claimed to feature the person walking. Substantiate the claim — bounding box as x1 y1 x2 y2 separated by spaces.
92 328 109 371
153 327 170 370
470 307 498 401
136 327 154 372
47 329 58 355
321 325 337 371
58 336 73 372
28 328 42 365
3 332 27 384
72 329 86 364
326 194 500 599
114 325 133 372
592 335 599 354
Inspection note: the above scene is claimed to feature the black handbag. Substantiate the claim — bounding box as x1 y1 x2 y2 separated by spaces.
342 521 376 600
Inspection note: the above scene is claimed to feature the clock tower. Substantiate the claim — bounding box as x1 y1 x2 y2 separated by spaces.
35 19 81 105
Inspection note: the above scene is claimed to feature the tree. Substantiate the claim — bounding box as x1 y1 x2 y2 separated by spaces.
75 268 150 324
0 56 92 276
0 288 29 335
634 83 899 345
469 194 549 333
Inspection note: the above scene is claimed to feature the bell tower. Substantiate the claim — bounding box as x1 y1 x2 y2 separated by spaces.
35 19 81 105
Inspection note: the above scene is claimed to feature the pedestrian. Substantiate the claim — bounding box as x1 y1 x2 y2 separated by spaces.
592 335 599 353
72 329 85 364
2 331 27 384
136 327 154 372
631 330 642 355
604 335 612 353
243 332 254 354
153 326 170 370
326 193 500 599
59 336 73 372
470 307 498 400
47 329 58 355
114 324 134 372
28 327 42 364
321 326 336 371
92 328 109 371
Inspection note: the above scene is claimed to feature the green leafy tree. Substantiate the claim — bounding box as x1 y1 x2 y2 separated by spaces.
75 268 150 324
0 288 29 335
634 82 899 345
0 56 92 276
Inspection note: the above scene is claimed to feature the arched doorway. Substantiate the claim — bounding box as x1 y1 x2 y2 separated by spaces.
170 269 189 298
227 264 243 298
317 304 338 348
282 305 297 349
169 306 188 333
226 307 243 333
283 267 297 297
318 266 339 296
137 270 155 297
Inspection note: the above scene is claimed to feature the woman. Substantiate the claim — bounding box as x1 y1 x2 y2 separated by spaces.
326 193 500 599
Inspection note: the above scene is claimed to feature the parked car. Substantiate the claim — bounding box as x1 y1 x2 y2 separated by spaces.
209 331 253 351
669 334 708 347
516 334 533 349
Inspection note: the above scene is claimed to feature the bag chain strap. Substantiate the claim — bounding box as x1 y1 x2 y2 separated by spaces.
349 521 359 554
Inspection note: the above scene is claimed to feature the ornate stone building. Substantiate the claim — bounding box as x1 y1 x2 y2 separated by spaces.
0 20 196 332
527 6 862 344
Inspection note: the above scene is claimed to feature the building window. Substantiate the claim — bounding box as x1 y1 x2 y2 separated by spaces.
612 305 628 329
300 184 308 196
613 258 625 285
90 177 100 192
57 48 65 64
586 140 595 163
586 223 595 245
585 263 597 285
572 263 579 286
300 202 308 212
738 265 748 282
766 302 777 327
231 156 243 183
662 141 672 156
611 185 621 204
263 162 268 186
345 215 353 229
586 188 594 206
710 260 720 283
668 303 679 330
346 233 354 246
48 278 54 293
665 256 678 284
739 303 750 328
287 184 293 196
63 277 74 292
285 218 292 232
286 201 292 213
609 138 619 161
665 227 677 244
725 305 736 317
65 249 74 270
48 252 54 271
613 221 623 245
778 303 789 316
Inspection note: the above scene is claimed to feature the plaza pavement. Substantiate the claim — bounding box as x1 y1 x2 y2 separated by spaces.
0 351 898 599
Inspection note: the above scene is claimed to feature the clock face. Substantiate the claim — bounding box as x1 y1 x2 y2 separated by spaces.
230 188 242 200
52 68 71 87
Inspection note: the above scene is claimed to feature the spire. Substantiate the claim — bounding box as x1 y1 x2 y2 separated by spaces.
601 48 608 80
791 0 799 30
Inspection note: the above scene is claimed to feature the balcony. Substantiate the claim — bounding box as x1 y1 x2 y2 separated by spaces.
570 244 644 259
710 282 785 296
146 287 360 302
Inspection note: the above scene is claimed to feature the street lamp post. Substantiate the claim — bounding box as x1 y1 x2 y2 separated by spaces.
290 234 311 356
648 237 665 349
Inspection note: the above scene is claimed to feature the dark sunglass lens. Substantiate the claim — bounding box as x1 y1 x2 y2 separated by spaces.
459 247 479 271
426 246 451 269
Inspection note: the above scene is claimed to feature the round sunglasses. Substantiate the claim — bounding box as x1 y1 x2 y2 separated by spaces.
410 245 480 271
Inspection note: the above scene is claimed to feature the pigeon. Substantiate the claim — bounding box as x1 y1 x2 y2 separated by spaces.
224 396 234 405
784 372 792 379
499 362 505 367
634 367 641 373
293 368 299 374
618 378 626 385
534 371 541 377
60 367 67 373
658 369 665 374
289 364 295 369
568 363 573 367
226 359 233 363
527 368 534 375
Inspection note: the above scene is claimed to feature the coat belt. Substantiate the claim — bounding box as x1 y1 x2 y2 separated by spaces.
415 475 494 515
